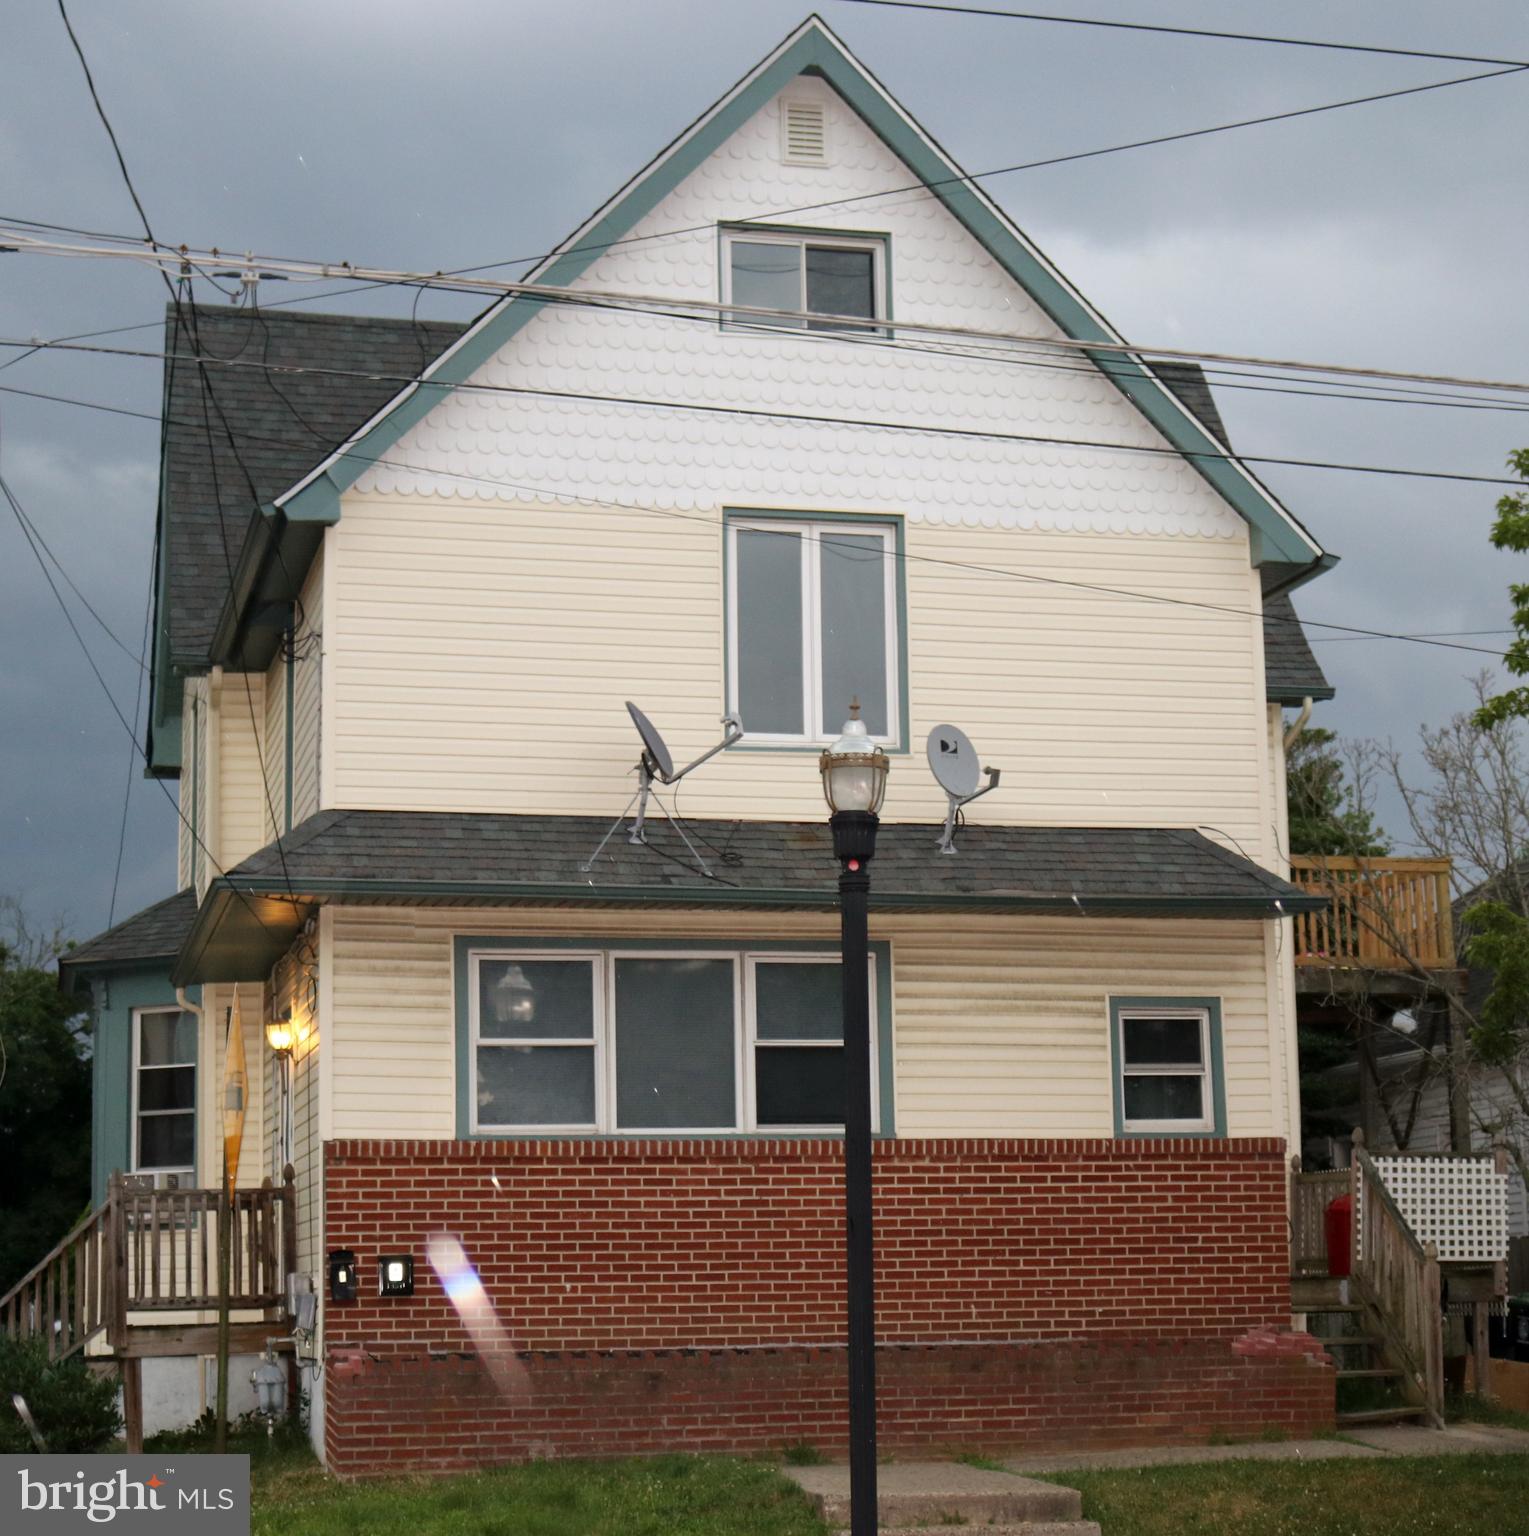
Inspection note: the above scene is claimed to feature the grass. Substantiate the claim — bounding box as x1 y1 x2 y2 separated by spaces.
1446 1390 1529 1432
1049 1455 1529 1536
249 1453 829 1536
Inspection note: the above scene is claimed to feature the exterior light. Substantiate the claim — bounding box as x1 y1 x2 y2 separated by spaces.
818 697 887 1536
818 700 889 816
265 1014 296 1056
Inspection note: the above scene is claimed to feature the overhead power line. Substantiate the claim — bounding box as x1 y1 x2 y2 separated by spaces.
0 372 1514 662
833 0 1529 69
4 329 1523 492
10 229 1529 405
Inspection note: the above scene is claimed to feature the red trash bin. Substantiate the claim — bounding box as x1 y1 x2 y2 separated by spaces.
1325 1194 1353 1277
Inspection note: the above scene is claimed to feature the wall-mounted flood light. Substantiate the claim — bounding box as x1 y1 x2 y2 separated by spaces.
328 1250 357 1303
379 1255 414 1297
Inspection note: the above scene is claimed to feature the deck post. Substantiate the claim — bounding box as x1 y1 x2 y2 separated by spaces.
121 1357 143 1455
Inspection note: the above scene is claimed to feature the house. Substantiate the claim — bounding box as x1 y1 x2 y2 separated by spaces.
30 16 1356 1469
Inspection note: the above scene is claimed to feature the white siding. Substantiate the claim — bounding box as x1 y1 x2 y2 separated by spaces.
327 905 1277 1141
263 652 287 846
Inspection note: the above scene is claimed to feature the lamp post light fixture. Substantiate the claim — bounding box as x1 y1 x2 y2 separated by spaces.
264 1014 297 1057
819 700 888 1536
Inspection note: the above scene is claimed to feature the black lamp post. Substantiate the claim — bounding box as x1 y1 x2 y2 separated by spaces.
820 701 889 1536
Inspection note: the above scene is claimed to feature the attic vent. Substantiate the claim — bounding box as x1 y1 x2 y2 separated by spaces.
781 99 829 166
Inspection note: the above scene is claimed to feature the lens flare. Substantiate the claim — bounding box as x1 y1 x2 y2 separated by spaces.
426 1234 530 1399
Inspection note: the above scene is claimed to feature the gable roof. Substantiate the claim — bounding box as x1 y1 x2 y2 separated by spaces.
270 16 1327 574
57 887 197 980
175 809 1324 983
147 306 467 771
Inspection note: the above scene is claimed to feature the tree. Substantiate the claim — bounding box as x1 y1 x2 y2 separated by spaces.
1286 725 1389 857
0 900 92 1296
1474 448 1529 730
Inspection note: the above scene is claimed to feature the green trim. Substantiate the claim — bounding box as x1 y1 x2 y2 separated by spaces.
86 969 196 1203
450 934 894 1141
1108 995 1227 1139
266 19 1322 579
723 507 910 752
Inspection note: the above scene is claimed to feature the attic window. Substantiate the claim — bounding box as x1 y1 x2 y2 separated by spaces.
781 99 829 166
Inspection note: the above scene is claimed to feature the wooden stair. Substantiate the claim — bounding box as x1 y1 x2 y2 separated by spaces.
0 1169 296 1450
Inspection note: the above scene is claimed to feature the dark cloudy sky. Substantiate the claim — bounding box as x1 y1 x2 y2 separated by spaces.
2 0 1526 943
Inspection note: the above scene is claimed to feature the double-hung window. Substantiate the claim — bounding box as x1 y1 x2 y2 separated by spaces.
721 228 885 332
468 948 882 1135
132 1007 197 1175
1111 999 1222 1136
728 517 900 745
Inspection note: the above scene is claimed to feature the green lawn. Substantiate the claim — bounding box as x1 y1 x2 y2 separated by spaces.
250 1452 829 1536
1051 1455 1529 1536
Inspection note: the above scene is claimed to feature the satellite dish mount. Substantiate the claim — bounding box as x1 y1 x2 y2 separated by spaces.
927 724 1000 855
581 704 743 877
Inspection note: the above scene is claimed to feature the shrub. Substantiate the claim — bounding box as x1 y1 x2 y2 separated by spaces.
0 1336 122 1453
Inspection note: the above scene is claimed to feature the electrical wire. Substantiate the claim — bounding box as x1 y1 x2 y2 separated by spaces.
832 0 1529 69
6 326 1525 492
4 372 1511 662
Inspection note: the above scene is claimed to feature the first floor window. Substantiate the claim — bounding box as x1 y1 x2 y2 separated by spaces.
728 516 900 744
133 1007 197 1173
1111 1000 1219 1135
469 948 880 1134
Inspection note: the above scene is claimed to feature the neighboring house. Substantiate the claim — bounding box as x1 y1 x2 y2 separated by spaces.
38 17 1347 1468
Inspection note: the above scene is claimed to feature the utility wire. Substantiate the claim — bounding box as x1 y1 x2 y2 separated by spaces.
5 51 1526 391
833 0 1529 69
56 0 304 915
13 330 1520 491
2 374 1510 661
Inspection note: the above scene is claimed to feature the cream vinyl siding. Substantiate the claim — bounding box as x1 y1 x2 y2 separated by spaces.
213 672 268 872
326 906 1277 1141
263 652 287 845
329 501 1271 858
291 548 324 827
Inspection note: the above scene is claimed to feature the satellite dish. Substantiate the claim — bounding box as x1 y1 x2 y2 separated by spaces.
627 702 675 782
580 704 744 877
928 724 981 799
926 723 1000 855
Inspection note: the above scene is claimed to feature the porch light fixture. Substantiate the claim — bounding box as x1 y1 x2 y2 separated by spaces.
818 698 886 1536
265 1012 296 1057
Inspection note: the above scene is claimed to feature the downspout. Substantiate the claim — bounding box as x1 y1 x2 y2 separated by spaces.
175 986 206 1187
1282 697 1314 753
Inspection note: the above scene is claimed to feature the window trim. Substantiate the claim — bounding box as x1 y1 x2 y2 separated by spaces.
724 509 907 751
130 1005 197 1177
456 937 895 1139
1108 996 1226 1138
718 224 889 334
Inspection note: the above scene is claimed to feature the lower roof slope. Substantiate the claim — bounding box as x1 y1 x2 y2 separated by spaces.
57 887 197 979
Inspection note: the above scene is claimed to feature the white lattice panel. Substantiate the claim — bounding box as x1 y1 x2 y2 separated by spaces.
1373 1155 1508 1263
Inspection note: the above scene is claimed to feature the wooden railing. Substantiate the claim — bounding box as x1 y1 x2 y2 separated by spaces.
0 1202 111 1360
1288 856 1455 971
0 1170 295 1359
1288 1162 1350 1278
1352 1146 1444 1427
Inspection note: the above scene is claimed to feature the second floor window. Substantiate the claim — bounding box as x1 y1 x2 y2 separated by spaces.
722 228 885 331
727 516 900 745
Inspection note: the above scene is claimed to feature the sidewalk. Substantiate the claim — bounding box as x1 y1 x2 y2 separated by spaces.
1001 1419 1529 1473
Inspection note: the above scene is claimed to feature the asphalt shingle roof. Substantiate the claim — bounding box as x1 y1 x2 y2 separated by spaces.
226 809 1315 911
159 317 1330 704
59 887 197 972
161 305 466 667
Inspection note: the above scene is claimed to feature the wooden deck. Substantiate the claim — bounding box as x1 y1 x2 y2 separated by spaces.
0 1169 295 1449
1288 856 1456 975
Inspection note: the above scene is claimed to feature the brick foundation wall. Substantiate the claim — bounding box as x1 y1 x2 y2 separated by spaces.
324 1138 1332 1474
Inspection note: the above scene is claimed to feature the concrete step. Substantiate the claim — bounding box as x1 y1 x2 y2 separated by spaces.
1337 1405 1429 1425
785 1462 1083 1530
835 1525 1101 1536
